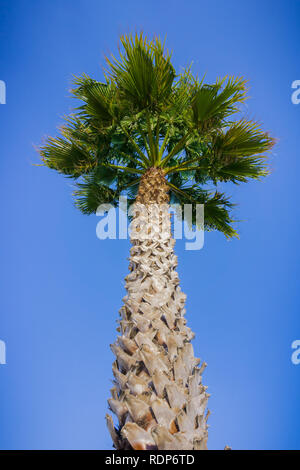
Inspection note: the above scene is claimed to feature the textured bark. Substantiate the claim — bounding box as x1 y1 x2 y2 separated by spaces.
106 168 209 450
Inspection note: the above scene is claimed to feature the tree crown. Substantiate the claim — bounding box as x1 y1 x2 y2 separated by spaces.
40 33 274 238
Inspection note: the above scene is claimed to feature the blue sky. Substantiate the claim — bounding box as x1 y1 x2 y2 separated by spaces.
0 0 299 450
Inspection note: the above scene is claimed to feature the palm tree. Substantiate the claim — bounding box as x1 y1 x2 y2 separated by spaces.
40 34 274 450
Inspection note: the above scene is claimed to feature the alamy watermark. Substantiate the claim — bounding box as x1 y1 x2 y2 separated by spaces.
291 340 300 365
1 81 7 364
0 80 6 104
291 80 300 104
0 339 6 364
95 197 204 250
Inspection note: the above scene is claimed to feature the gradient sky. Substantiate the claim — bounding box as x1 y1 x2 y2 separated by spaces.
0 0 299 450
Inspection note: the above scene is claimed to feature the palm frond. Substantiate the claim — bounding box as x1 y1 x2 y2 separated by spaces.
191 77 247 131
73 171 118 214
167 181 238 238
40 136 96 177
106 33 175 112
207 119 274 183
72 76 117 126
214 119 275 157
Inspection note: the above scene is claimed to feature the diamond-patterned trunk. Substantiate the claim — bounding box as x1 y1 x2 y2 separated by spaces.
106 168 209 450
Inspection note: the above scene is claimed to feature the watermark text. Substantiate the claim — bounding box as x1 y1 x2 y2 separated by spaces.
291 340 300 365
291 80 300 104
95 197 204 251
0 80 6 104
0 339 6 364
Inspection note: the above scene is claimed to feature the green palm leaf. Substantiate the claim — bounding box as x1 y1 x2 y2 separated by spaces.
40 136 96 177
106 34 175 112
73 177 117 214
167 181 237 238
191 77 247 131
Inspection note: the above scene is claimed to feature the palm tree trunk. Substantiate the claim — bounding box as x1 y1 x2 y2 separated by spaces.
106 168 209 450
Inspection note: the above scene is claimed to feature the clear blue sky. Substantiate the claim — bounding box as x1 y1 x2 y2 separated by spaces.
0 0 299 450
